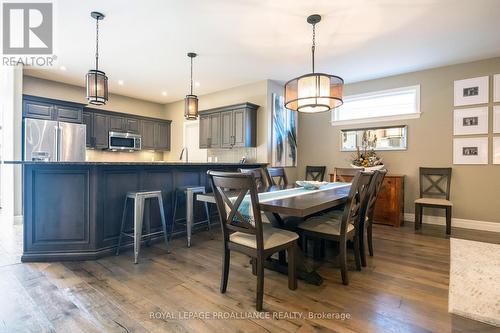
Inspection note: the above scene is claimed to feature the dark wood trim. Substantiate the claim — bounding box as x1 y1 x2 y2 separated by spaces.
199 102 259 115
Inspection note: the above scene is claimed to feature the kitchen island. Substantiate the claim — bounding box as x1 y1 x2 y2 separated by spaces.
7 161 266 262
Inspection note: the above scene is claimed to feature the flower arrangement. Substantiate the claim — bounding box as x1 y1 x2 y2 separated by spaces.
350 131 384 169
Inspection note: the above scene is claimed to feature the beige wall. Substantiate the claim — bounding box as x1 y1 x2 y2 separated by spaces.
163 80 272 162
22 75 166 161
297 57 500 223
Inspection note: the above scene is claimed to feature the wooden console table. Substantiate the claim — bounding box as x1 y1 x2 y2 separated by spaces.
329 173 405 227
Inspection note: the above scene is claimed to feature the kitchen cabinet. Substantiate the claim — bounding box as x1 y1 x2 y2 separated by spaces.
155 122 171 151
126 118 140 133
141 120 156 149
92 112 109 149
23 95 84 123
199 113 221 148
109 115 125 132
200 102 258 149
82 112 93 147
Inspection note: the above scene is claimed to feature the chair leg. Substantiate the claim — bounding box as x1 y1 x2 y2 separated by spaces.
134 197 145 264
414 204 421 230
116 197 128 256
256 257 264 311
220 246 230 293
251 258 257 276
446 206 452 235
303 235 308 255
278 250 286 265
353 234 362 271
157 194 169 253
287 243 297 290
339 238 348 285
204 201 214 239
367 220 374 257
359 223 367 267
320 239 326 258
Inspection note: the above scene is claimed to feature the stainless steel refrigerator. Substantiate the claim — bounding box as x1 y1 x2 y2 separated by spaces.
24 118 86 162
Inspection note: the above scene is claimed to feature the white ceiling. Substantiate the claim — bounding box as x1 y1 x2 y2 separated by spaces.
25 0 500 104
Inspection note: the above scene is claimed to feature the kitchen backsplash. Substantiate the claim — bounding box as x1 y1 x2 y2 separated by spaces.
207 147 257 163
86 149 164 162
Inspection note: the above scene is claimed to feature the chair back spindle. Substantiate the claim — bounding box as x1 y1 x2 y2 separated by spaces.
305 166 326 181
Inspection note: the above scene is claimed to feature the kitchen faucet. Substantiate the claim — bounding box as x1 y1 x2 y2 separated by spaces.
179 147 188 162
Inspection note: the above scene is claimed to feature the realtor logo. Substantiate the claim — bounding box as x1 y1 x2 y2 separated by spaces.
2 2 53 54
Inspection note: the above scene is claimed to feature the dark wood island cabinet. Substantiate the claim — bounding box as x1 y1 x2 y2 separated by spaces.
10 161 266 262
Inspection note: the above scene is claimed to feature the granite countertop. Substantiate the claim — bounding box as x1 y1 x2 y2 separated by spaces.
3 160 267 166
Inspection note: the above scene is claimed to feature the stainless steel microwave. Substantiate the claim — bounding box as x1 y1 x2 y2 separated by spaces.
108 131 142 151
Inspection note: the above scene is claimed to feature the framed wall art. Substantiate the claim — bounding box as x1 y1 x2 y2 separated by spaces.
494 106 500 134
453 76 489 106
453 137 488 165
271 93 298 167
494 137 500 164
494 74 500 102
453 107 488 135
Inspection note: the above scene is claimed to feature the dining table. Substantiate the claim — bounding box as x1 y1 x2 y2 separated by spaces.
196 182 351 286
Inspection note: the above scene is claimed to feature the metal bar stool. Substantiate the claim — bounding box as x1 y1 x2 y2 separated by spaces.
171 186 212 247
116 190 168 264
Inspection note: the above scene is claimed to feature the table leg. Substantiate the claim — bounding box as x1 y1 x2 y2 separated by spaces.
264 212 323 286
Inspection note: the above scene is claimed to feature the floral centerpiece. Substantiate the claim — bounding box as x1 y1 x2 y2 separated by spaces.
350 131 385 171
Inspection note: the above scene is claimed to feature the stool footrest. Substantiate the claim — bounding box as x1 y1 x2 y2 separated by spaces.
120 230 165 239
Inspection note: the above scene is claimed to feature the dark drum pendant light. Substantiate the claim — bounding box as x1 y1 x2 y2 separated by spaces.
284 14 343 113
184 52 198 120
86 11 108 105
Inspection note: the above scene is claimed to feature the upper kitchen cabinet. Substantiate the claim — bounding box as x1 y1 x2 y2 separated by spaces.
199 102 258 149
199 112 221 148
23 95 84 123
140 119 171 151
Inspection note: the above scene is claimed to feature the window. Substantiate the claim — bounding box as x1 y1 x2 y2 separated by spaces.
331 85 420 125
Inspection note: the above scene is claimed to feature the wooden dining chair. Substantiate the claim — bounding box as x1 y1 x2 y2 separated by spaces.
266 167 288 186
305 166 326 181
298 171 373 285
208 171 298 311
415 167 453 235
332 167 363 182
360 169 386 266
238 168 271 192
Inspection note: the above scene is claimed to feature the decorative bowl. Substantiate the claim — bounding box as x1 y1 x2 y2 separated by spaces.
296 180 328 190
350 164 385 172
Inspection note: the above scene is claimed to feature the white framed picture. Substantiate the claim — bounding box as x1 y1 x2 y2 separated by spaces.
453 137 488 165
453 107 488 135
494 137 500 164
494 106 500 134
454 76 489 106
494 74 500 102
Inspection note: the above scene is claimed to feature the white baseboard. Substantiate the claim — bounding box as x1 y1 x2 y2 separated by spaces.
404 213 500 233
13 215 23 225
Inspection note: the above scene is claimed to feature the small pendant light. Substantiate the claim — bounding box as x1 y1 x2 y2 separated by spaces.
284 14 344 113
85 11 108 105
184 52 198 120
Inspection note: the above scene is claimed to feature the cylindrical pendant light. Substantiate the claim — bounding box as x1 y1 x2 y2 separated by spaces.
86 11 108 105
184 52 198 120
284 14 343 113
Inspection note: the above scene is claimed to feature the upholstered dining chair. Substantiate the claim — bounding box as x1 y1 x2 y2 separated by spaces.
414 167 453 235
208 171 298 311
332 167 363 182
266 167 288 186
298 171 373 285
305 166 326 181
238 168 271 192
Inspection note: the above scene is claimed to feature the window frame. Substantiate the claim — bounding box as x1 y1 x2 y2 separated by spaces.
331 85 421 126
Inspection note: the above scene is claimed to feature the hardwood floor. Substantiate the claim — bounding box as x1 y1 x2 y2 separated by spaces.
0 220 498 332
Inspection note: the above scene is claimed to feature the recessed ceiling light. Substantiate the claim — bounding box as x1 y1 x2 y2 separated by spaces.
161 91 167 96
195 81 200 87
118 80 124 85
59 65 66 71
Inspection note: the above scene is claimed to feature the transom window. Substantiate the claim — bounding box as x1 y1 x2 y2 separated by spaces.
331 85 421 125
